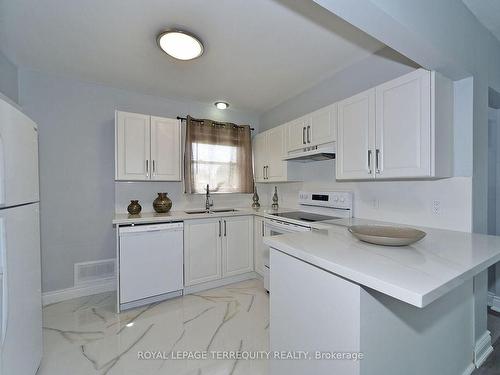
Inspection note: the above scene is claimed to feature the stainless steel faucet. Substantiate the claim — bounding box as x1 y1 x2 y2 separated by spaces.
205 184 214 211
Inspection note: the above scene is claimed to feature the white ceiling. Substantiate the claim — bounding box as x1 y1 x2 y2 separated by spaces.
463 0 500 42
0 0 383 112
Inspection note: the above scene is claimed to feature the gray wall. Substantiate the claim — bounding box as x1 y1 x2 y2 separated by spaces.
259 47 418 131
18 69 259 293
0 51 18 103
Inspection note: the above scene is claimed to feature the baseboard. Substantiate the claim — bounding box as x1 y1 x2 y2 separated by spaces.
462 363 476 375
120 290 182 312
474 330 494 368
488 291 500 312
184 272 258 294
42 278 116 306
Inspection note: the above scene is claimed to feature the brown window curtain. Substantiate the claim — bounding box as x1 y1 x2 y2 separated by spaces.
184 115 254 194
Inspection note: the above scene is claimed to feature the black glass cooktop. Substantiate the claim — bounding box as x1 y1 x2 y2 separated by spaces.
271 211 339 222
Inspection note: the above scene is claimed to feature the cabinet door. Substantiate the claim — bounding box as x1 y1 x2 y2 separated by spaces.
287 118 307 152
375 69 431 178
184 218 222 286
253 133 267 182
222 216 253 277
115 111 151 180
253 216 266 276
150 116 181 181
336 89 375 180
267 125 287 181
310 104 336 146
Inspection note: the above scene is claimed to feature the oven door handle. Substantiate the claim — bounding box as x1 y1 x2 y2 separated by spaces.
265 219 310 233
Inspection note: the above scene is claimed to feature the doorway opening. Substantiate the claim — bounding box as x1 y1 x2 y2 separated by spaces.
487 87 500 344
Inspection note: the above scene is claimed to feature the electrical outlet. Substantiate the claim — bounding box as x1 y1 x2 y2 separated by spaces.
432 200 441 215
371 198 379 209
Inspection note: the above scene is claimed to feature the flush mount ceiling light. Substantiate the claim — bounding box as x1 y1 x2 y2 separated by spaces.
157 29 204 60
214 101 229 110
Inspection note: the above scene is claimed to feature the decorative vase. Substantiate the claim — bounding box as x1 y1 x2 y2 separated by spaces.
272 186 279 210
127 200 142 215
153 192 172 213
252 183 260 208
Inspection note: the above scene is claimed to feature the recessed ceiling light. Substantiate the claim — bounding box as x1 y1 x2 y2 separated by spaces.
215 101 229 110
157 30 204 61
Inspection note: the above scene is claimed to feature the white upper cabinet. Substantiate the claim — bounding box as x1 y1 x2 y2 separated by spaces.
150 116 181 181
266 125 287 181
287 117 307 152
286 104 337 153
115 111 182 181
115 111 151 181
253 124 288 182
375 69 431 178
336 69 453 180
309 104 337 146
337 89 375 180
253 133 267 182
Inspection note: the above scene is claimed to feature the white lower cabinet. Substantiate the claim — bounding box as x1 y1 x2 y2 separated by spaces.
222 216 254 277
184 218 222 286
253 216 267 277
184 215 253 287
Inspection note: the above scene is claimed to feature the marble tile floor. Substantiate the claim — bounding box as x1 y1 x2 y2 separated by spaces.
38 279 269 375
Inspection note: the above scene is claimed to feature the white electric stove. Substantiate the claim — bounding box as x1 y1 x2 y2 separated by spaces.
262 191 353 291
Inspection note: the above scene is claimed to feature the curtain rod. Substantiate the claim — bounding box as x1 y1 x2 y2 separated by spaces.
177 116 255 131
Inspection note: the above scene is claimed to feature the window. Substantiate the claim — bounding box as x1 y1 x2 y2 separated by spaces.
184 116 253 194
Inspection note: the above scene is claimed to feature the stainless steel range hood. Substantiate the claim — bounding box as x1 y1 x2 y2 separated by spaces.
283 143 335 162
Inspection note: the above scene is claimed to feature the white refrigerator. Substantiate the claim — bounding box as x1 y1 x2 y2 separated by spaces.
0 97 42 375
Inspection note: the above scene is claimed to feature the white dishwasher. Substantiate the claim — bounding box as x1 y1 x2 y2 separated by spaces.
119 222 183 310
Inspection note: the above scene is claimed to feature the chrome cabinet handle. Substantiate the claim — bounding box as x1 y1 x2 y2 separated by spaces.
219 220 221 237
261 221 264 236
368 150 372 174
146 160 149 177
302 127 306 145
152 160 156 175
307 125 311 143
375 149 381 174
224 220 227 237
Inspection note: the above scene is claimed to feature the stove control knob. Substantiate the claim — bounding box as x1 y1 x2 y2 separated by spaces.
340 197 345 202
333 196 339 202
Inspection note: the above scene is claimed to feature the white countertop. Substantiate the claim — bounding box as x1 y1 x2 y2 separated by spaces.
264 219 500 308
112 206 295 225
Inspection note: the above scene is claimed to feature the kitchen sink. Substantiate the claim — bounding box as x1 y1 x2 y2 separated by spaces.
184 209 238 214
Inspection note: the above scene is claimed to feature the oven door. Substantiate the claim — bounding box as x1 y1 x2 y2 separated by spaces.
262 218 311 291
265 218 311 236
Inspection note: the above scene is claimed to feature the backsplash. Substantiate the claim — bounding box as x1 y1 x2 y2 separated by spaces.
257 160 472 232
116 160 472 233
115 181 262 213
